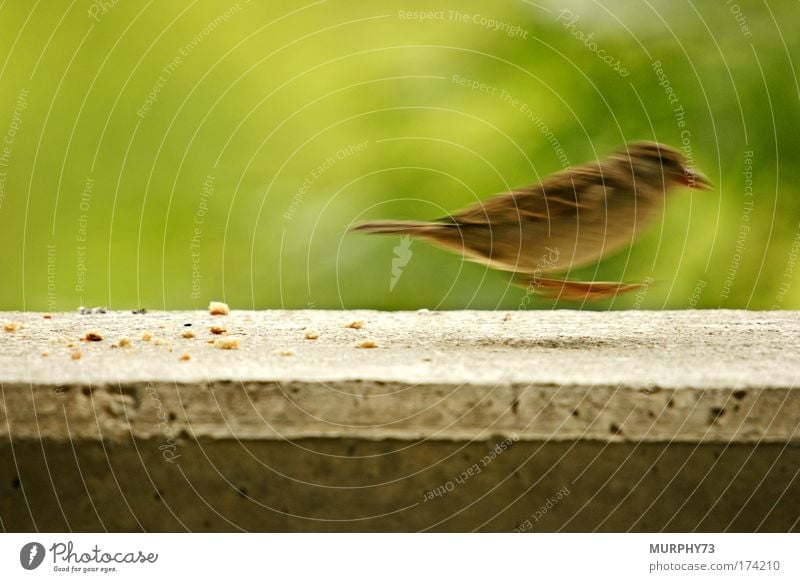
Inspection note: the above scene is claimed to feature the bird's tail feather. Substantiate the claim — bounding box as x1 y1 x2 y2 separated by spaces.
349 220 444 236
516 275 650 301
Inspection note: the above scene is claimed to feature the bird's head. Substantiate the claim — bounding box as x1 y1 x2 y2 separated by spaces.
622 141 712 191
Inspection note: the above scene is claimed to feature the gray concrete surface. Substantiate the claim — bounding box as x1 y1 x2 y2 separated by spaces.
1 309 799 442
1 309 799 531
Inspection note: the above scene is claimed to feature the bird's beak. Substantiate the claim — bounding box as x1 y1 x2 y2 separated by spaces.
682 167 713 190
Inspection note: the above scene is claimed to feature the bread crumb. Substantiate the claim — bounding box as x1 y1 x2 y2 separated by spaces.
117 338 132 348
43 313 53 319
345 320 364 329
356 340 378 349
206 339 215 344
214 337 239 350
66 342 76 348
154 338 170 346
142 331 153 341
273 349 295 356
209 301 230 316
503 313 513 321
304 328 320 340
4 322 19 332
181 331 196 339
179 352 192 361
82 331 103 342
210 325 226 335
41 352 49 357
70 351 82 360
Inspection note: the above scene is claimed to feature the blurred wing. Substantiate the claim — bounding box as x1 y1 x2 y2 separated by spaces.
444 163 613 226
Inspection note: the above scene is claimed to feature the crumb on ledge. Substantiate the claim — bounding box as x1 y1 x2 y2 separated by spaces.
273 349 295 356
209 301 230 316
4 322 20 332
179 352 191 361
43 313 53 319
356 339 378 349
117 338 132 348
345 320 365 329
70 351 82 360
82 331 103 342
141 332 153 341
304 329 320 340
210 325 226 335
214 337 239 350
181 331 196 339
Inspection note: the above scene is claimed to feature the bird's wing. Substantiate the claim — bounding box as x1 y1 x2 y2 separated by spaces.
443 163 617 226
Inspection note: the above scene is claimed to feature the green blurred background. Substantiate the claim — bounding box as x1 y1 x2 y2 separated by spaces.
0 0 798 311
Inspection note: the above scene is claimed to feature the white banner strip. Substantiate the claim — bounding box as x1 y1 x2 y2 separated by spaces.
1 533 796 580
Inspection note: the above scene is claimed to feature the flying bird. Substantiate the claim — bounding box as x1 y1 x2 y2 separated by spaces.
350 141 711 300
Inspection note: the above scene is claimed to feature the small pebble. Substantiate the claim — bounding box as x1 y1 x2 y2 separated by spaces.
209 301 230 316
214 337 239 350
82 331 103 342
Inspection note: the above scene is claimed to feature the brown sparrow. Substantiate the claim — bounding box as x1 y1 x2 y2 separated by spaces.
350 142 711 300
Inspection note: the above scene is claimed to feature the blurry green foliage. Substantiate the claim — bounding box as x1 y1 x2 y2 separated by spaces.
0 0 798 310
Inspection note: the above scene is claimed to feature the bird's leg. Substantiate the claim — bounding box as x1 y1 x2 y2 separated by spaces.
515 274 649 301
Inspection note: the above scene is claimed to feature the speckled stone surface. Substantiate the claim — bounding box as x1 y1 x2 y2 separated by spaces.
2 309 799 532
1 309 798 443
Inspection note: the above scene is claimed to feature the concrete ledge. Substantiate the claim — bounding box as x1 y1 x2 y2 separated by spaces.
1 310 798 443
1 310 799 531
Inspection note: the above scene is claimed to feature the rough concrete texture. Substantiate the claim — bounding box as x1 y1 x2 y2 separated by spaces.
2 439 798 532
1 309 799 442
1 310 799 531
